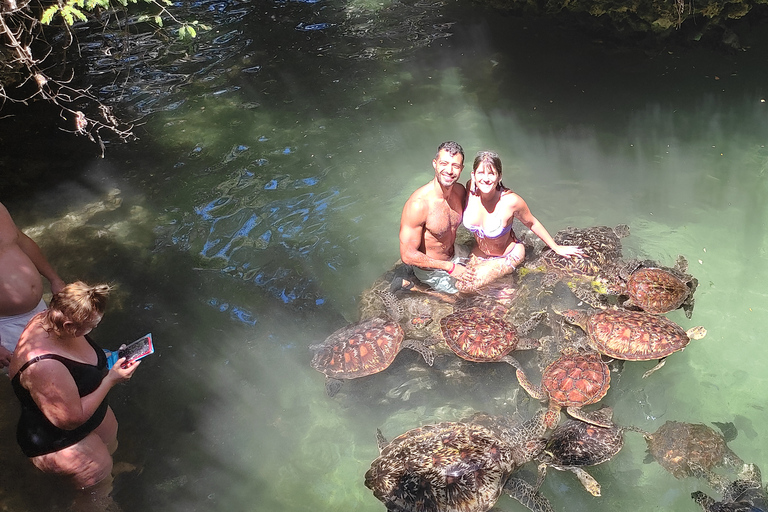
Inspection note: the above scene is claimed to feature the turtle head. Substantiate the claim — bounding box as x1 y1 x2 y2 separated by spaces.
554 308 588 328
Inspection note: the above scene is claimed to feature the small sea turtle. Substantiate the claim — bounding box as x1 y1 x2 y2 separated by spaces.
528 224 630 284
437 306 545 367
310 290 434 397
692 464 768 512
558 308 707 378
536 408 646 496
645 421 745 480
364 409 555 512
516 348 612 428
603 255 698 318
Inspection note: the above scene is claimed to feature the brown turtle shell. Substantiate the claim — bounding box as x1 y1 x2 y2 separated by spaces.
365 422 518 512
542 351 610 408
626 267 690 315
439 307 520 362
585 309 692 361
311 317 404 379
646 421 736 479
539 225 628 279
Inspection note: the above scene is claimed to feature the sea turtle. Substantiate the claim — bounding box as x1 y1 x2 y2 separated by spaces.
436 305 545 367
692 464 768 512
602 255 698 318
527 224 630 285
515 348 612 428
558 307 707 378
645 421 745 481
364 409 555 512
310 290 435 397
536 408 646 496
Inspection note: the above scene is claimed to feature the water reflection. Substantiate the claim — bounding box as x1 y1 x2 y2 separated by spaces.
2 1 768 511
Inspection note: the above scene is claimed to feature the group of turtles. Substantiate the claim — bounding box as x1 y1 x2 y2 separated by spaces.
309 224 766 511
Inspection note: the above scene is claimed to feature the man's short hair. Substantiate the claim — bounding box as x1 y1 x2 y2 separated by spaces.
436 141 464 161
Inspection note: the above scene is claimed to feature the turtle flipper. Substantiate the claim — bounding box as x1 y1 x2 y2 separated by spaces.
570 466 601 496
375 428 388 453
402 338 435 366
567 406 614 428
691 491 716 511
503 477 555 512
325 376 343 397
642 357 667 379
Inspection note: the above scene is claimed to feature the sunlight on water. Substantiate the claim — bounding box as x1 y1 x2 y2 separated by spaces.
2 2 768 512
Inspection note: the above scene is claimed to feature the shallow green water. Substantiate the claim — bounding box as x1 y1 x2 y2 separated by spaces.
1 1 768 511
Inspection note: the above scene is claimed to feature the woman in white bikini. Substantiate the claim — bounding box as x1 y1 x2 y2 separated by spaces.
457 150 582 291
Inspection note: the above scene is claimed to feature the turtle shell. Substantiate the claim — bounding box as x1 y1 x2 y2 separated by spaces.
626 267 691 315
365 422 524 512
646 421 734 479
542 418 626 467
584 309 692 361
310 317 404 379
538 225 628 279
541 351 610 408
439 307 520 362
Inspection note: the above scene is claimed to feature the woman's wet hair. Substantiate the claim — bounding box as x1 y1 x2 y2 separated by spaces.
473 150 505 190
44 281 111 337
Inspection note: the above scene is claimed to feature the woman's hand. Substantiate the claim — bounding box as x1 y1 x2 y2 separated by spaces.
553 245 584 258
108 357 141 383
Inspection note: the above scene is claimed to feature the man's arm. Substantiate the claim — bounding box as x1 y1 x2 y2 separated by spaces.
16 230 65 294
399 198 452 272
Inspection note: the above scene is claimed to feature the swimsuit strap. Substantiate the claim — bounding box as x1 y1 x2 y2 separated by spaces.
15 354 72 375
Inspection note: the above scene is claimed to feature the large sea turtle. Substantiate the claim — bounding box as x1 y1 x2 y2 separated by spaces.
436 305 545 367
310 290 434 397
536 408 646 496
364 409 554 512
645 420 745 481
558 307 707 378
527 224 630 285
515 348 612 428
602 255 698 318
692 463 768 512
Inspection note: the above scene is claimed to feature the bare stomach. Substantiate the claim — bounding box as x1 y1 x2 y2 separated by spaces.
472 233 519 258
0 248 44 316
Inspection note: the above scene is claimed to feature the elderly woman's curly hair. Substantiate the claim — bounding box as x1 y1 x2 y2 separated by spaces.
44 282 111 337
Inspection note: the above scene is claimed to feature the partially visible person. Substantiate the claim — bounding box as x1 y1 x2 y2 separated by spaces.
458 150 582 291
9 282 140 490
0 202 66 368
397 141 476 294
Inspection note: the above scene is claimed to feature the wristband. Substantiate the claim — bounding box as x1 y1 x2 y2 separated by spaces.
447 262 456 274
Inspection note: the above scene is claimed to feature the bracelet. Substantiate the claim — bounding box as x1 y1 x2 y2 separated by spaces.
447 262 456 274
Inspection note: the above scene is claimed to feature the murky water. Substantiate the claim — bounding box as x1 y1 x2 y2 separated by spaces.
1 1 768 511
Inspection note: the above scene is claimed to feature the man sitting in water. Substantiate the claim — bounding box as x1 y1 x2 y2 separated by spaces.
396 141 475 294
0 202 66 368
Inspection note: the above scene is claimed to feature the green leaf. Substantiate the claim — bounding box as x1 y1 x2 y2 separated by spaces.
154 15 163 27
41 6 58 24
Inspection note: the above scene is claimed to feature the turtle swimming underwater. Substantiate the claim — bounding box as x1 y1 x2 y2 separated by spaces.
602 255 698 318
364 409 555 512
527 224 630 285
645 420 745 481
536 408 646 496
516 348 612 428
310 290 434 397
692 463 768 512
437 305 545 368
558 308 707 378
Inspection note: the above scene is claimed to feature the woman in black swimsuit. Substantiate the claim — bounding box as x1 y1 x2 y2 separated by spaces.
9 282 140 489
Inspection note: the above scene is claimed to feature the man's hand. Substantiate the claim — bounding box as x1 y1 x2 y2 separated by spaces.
452 264 475 286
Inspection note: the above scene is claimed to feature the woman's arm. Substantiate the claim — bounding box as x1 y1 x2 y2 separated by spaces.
510 195 583 257
21 358 140 430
